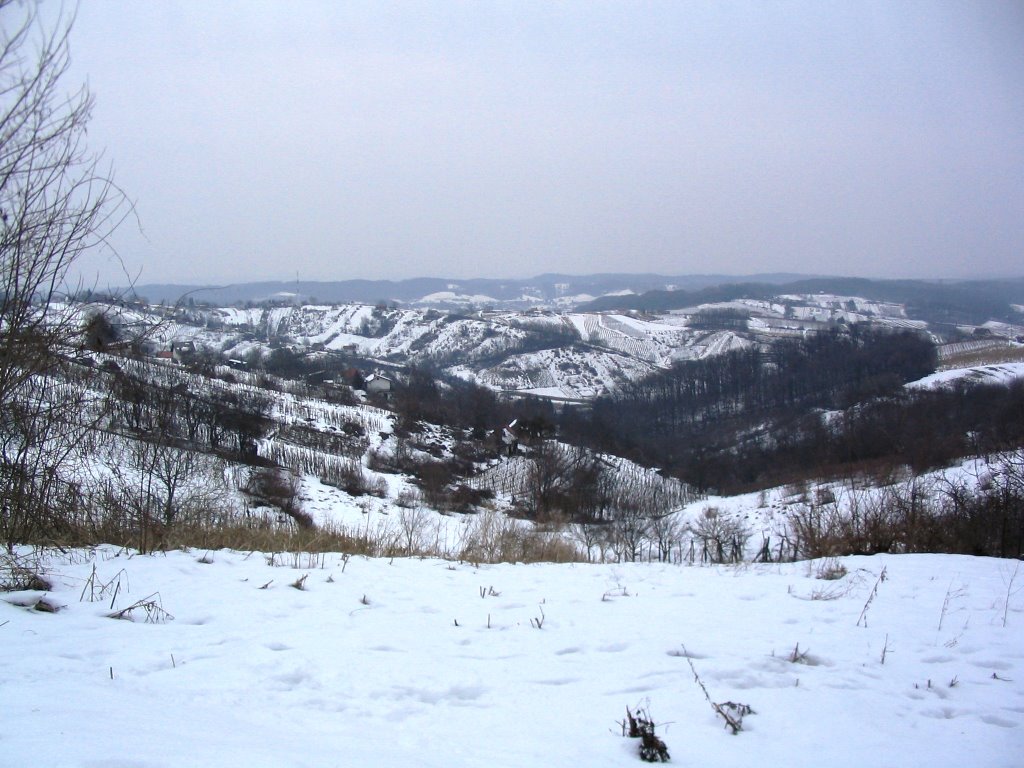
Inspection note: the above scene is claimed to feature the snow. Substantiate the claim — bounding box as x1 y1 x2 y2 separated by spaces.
416 291 501 305
906 363 1024 391
519 385 572 399
3 549 1022 767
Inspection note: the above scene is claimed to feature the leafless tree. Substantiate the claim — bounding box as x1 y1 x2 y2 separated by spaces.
693 507 751 563
105 436 230 553
524 442 612 522
0 2 130 547
609 499 650 562
396 504 431 555
648 510 684 562
570 521 604 562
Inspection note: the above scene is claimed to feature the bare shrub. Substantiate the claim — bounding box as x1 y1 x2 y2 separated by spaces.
320 458 386 498
622 706 670 763
413 458 459 508
570 522 609 562
791 458 1024 560
0 550 51 591
814 557 848 581
171 518 388 558
100 438 235 552
395 488 422 508
692 507 751 563
446 484 494 513
458 510 579 564
458 510 526 563
790 487 900 558
243 467 303 519
396 505 432 555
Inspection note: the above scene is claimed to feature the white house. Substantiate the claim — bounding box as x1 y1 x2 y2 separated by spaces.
365 373 393 398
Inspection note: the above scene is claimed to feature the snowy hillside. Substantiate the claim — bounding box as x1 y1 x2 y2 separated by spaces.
906 363 1024 391
3 548 1021 767
88 281 1024 404
184 303 757 399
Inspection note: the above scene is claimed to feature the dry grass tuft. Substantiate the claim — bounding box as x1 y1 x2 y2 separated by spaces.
0 551 51 592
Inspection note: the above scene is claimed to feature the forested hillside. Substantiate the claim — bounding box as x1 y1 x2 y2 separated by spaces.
555 327 1024 496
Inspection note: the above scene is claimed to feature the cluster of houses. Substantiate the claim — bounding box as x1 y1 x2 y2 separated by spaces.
304 367 395 399
128 338 198 364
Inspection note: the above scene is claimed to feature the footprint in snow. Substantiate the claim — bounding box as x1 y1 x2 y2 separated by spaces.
555 646 583 655
979 714 1017 728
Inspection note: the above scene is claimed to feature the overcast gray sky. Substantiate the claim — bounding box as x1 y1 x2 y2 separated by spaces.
50 1 1024 287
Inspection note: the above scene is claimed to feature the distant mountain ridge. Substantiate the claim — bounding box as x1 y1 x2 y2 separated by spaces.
127 274 1024 325
577 276 1024 325
128 273 816 309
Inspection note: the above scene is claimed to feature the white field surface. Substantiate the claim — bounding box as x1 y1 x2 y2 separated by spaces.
2 550 1022 767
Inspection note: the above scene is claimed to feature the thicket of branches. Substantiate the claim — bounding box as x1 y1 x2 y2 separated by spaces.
392 364 557 440
0 2 130 549
791 454 1024 559
107 364 273 458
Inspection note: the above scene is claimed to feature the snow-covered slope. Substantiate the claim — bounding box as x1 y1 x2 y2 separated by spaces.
197 304 766 399
907 363 1024 391
95 284 1024 403
85 281 1024 412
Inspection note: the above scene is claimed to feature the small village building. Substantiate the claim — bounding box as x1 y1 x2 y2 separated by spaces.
171 340 196 363
501 419 519 456
365 373 393 398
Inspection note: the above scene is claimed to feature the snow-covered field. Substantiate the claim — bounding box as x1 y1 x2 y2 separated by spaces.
3 549 1021 767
